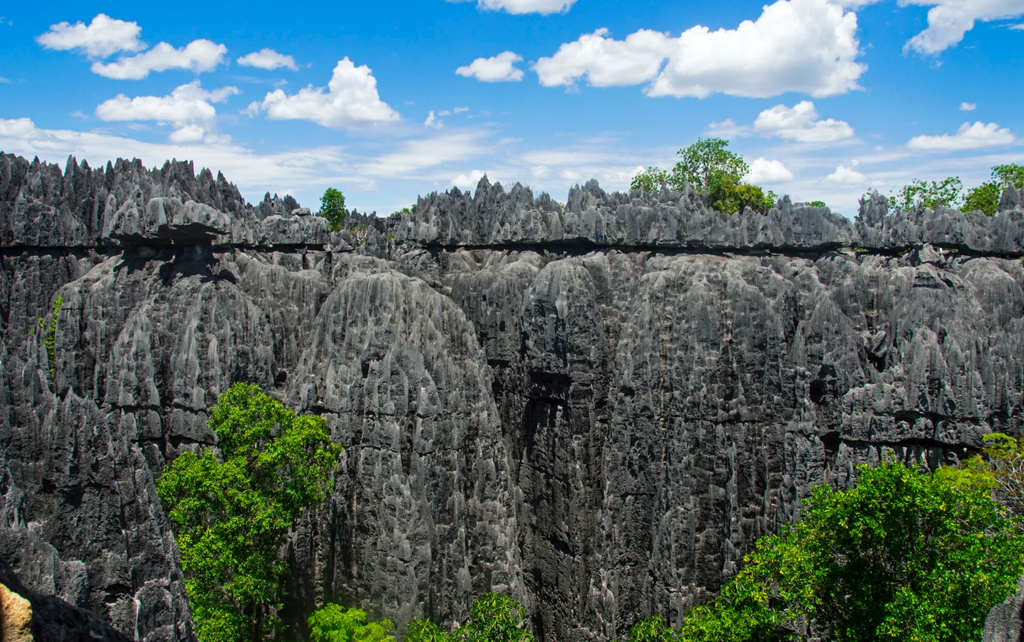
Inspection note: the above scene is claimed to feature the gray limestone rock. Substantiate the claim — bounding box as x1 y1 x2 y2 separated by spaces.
5 152 1024 642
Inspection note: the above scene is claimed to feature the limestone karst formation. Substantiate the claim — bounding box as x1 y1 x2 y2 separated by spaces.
3 151 1024 641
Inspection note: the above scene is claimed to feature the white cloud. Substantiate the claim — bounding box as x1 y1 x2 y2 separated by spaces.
907 121 1016 150
844 0 1024 53
531 165 550 179
457 52 524 82
534 0 865 99
95 81 238 142
237 48 298 71
248 58 400 128
1011 22 1024 29
424 111 444 129
960 102 976 111
0 77 9 84
453 169 491 188
826 164 867 184
454 106 470 113
900 0 1024 54
754 101 855 143
561 169 583 180
37 14 144 58
91 40 227 80
448 0 577 15
704 118 753 139
747 158 794 183
362 131 489 176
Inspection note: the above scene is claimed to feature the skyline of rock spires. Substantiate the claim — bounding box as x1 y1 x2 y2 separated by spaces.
3 151 1024 641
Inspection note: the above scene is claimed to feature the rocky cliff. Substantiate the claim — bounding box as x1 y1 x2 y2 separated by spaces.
3 151 1024 642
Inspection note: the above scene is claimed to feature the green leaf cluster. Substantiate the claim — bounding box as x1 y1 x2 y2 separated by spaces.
308 604 395 642
889 163 1024 216
630 138 776 214
157 383 342 642
629 460 1024 642
407 594 534 642
30 296 63 387
320 187 349 231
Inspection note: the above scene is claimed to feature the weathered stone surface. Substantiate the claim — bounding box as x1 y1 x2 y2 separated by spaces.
4 153 1024 642
985 574 1024 642
0 554 132 642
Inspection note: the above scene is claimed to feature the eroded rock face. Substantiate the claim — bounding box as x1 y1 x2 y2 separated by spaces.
4 154 1024 642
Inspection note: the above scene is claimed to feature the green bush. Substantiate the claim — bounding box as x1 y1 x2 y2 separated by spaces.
157 383 342 642
630 460 1024 642
407 594 534 642
320 188 349 231
29 296 63 387
888 177 963 211
308 604 395 642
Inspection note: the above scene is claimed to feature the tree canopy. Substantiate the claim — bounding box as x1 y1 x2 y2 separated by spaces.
629 460 1024 642
631 138 776 214
320 187 349 231
157 383 342 642
407 594 534 642
308 605 395 642
889 163 1024 216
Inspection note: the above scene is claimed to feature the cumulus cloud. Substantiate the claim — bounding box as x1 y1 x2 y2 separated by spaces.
534 0 865 99
561 169 583 181
424 111 444 129
826 165 867 184
448 0 577 15
754 101 855 143
960 102 976 111
531 165 550 179
457 52 524 82
248 58 399 128
842 0 1024 53
453 169 491 188
36 14 144 58
907 121 1016 150
746 158 794 183
237 48 298 71
95 81 238 142
902 0 1024 54
92 40 228 80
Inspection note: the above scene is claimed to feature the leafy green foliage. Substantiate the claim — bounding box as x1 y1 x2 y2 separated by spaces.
993 163 1024 189
307 604 395 642
157 383 342 642
320 187 349 231
629 138 775 213
805 200 826 208
888 177 964 211
406 594 534 642
939 432 1024 519
964 181 1001 215
630 167 670 193
393 203 418 216
706 174 777 215
630 460 1024 642
29 296 63 387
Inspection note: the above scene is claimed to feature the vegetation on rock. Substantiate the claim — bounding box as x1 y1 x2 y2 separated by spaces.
307 604 395 642
631 138 776 214
157 383 342 642
889 163 1024 215
407 594 534 642
320 187 349 231
629 459 1024 642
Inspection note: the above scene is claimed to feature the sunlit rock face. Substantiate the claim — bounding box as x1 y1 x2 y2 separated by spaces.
3 152 1024 642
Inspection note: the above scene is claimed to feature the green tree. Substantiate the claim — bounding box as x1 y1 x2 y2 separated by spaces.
993 163 1024 189
888 177 964 211
962 163 1024 215
629 138 775 214
320 187 349 231
631 460 1024 642
407 594 534 642
308 605 395 642
157 383 342 642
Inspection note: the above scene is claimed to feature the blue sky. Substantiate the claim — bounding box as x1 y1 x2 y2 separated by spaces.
1 0 1023 216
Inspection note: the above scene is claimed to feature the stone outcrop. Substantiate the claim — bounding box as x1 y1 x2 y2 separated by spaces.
3 153 1024 642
